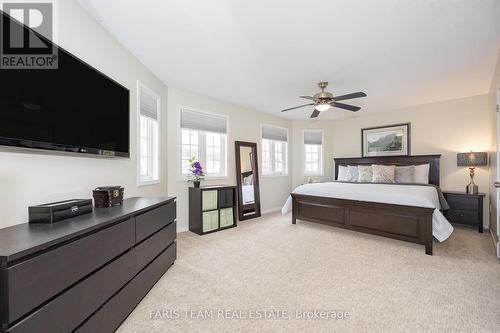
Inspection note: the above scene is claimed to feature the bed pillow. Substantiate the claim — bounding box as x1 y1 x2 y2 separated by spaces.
414 164 430 184
395 166 415 183
357 165 373 182
345 165 359 182
372 164 396 183
337 165 349 181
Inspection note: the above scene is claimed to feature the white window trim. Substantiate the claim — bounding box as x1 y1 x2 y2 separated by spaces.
177 105 229 181
260 123 289 177
303 129 324 176
137 81 161 187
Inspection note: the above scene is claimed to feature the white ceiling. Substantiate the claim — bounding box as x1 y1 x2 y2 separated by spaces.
78 0 500 119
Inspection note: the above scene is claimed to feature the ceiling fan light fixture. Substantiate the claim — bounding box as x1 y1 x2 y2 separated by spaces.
280 82 367 118
315 103 331 112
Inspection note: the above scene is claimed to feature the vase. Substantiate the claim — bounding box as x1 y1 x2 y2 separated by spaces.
193 181 200 188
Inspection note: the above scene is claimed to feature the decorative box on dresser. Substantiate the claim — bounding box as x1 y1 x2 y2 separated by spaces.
443 191 485 233
189 185 237 235
0 197 176 333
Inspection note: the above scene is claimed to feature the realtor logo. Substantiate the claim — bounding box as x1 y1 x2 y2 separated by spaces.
0 0 58 69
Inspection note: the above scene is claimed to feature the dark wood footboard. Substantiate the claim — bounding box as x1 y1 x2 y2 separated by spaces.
291 194 434 255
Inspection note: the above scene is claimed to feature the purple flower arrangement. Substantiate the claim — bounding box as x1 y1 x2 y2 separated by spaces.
188 157 205 183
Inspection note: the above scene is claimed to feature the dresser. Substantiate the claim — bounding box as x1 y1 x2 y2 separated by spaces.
443 191 484 233
189 185 237 235
0 197 176 333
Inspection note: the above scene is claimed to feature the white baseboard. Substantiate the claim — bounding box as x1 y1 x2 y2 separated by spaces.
261 207 282 215
175 208 282 233
176 224 189 233
489 228 499 259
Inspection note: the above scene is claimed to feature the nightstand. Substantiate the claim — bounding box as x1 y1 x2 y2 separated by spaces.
442 191 485 233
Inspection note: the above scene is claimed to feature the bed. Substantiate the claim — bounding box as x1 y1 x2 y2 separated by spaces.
282 155 452 255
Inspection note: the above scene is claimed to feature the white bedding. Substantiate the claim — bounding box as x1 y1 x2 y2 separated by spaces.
281 182 453 242
242 184 255 204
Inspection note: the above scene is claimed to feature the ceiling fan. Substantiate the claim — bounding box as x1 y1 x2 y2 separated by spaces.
281 82 367 118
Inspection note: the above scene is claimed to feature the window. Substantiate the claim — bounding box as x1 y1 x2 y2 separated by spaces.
303 129 323 175
138 82 160 185
205 132 222 174
261 124 288 175
180 108 227 178
181 129 199 175
262 139 271 172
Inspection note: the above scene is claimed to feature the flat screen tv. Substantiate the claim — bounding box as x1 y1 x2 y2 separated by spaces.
0 12 130 157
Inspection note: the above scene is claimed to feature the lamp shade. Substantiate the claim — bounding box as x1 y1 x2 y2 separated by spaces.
457 152 487 167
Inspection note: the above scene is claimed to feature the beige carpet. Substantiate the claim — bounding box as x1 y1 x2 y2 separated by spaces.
117 212 500 333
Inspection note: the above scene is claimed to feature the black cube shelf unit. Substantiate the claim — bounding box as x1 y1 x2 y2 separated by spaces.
189 185 237 235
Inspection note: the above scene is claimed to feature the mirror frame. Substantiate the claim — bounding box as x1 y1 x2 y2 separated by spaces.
235 141 261 221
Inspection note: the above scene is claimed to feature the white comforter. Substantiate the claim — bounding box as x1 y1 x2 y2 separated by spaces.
281 182 453 242
242 184 255 204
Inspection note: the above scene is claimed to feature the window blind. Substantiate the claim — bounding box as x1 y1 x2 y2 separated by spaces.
140 88 159 120
180 109 227 134
304 130 322 145
262 125 287 142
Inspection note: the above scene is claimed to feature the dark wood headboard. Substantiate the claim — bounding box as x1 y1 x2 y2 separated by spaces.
334 154 441 187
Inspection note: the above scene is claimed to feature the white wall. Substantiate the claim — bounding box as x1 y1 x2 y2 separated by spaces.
0 0 168 228
166 88 292 232
331 94 491 227
290 120 335 188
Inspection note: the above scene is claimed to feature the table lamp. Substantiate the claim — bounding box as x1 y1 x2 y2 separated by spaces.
457 151 487 194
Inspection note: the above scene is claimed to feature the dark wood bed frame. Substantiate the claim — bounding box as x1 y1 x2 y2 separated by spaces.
291 154 441 255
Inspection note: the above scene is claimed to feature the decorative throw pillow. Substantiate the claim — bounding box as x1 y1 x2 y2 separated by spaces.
357 165 373 182
372 164 396 183
337 165 349 181
395 166 415 183
345 165 359 182
414 164 430 184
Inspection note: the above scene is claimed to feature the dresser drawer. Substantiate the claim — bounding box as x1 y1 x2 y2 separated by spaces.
7 248 136 333
2 219 135 324
135 221 176 270
445 194 479 211
135 201 176 243
76 242 176 333
446 209 479 225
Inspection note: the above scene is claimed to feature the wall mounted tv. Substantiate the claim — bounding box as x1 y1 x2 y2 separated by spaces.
0 11 130 157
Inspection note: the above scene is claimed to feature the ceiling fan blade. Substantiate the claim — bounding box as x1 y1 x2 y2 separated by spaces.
333 102 361 112
333 92 367 101
281 103 314 112
310 109 320 118
299 96 315 101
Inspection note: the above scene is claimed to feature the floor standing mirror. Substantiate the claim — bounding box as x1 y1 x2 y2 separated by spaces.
235 141 261 220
